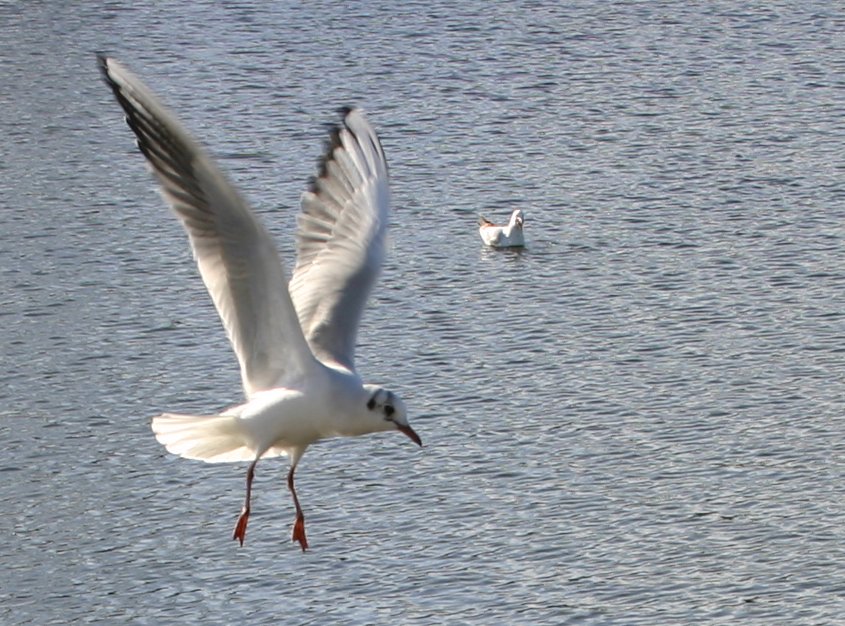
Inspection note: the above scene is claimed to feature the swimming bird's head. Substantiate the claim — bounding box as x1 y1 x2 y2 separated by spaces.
510 209 525 229
363 384 422 446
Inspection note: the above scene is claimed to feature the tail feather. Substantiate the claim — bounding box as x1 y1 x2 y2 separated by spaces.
151 413 256 463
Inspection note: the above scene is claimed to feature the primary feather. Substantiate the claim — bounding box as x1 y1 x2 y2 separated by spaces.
290 108 391 372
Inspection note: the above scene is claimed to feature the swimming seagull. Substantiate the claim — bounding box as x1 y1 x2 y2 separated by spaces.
478 209 525 248
98 56 422 551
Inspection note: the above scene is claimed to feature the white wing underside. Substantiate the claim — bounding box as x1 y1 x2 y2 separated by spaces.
100 58 391 393
101 57 314 397
290 109 391 372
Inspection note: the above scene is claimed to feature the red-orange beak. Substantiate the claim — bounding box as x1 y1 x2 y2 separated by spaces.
397 424 422 447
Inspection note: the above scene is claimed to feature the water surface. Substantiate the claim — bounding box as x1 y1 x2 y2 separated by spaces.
1 1 843 624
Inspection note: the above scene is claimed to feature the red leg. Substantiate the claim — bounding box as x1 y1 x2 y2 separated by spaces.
233 459 257 546
287 464 308 551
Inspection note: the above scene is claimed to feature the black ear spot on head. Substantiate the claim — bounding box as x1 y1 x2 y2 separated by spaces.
384 405 395 417
367 397 376 410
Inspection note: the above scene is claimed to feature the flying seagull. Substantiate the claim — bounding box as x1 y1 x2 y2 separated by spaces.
99 56 422 551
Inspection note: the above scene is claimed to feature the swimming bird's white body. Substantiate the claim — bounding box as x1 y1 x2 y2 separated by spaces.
478 209 525 247
99 56 421 550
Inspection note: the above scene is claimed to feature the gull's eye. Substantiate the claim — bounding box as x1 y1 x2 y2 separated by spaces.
384 405 395 418
367 397 376 410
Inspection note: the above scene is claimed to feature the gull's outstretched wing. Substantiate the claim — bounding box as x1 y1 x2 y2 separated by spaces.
289 108 391 372
99 56 314 396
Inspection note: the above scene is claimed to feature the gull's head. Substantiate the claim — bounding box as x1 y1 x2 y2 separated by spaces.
363 384 422 446
510 209 525 229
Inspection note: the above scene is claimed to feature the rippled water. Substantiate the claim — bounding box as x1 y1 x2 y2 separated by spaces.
2 1 844 624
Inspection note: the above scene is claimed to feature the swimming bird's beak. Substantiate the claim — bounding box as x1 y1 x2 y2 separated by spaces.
397 424 422 447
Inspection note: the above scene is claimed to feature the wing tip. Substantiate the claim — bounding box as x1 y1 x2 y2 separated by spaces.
97 54 136 119
97 53 118 89
310 108 358 193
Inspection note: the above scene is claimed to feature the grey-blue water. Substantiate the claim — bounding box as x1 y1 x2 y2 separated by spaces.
2 1 843 624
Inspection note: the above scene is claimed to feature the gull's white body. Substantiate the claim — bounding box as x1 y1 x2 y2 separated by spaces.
154 371 375 465
478 209 525 247
99 56 420 550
